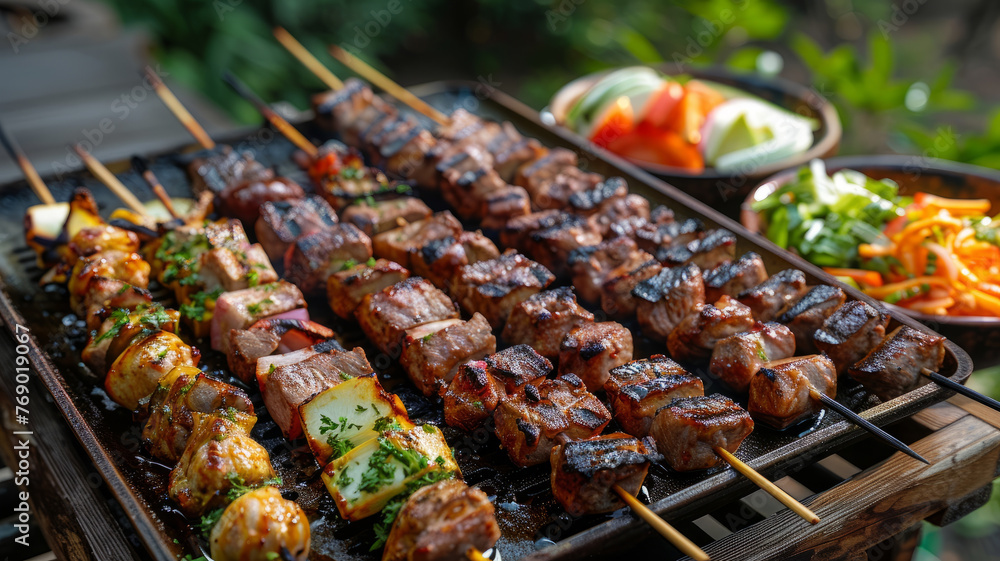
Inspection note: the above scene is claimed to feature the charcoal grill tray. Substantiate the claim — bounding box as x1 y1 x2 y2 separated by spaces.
0 80 972 561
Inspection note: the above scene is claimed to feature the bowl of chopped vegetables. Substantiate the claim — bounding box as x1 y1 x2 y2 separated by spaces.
544 66 841 218
743 155 1000 366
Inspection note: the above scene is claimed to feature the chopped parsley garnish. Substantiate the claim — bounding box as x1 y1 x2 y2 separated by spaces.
116 284 130 295
156 348 169 359
246 269 259 287
421 332 434 342
756 343 768 362
370 469 455 551
268 363 276 374
224 472 283 502
179 288 224 321
247 303 261 315
366 257 377 267
340 166 363 179
373 416 402 434
355 404 368 413
94 308 131 343
197 508 224 537
341 259 358 271
422 424 436 434
339 371 352 381
320 415 364 460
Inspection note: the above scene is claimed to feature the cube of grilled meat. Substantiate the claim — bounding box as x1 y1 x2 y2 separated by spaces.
486 343 553 393
533 166 605 210
667 295 755 363
502 288 595 360
314 78 399 142
141 366 253 463
657 228 737 271
501 211 602 276
256 339 345 390
254 196 338 263
400 313 497 397
567 176 627 216
605 356 704 437
703 252 768 303
285 223 373 295
777 285 846 354
748 354 837 429
209 486 311 561
80 277 152 332
650 394 754 471
559 322 634 392
327 258 410 320
494 137 546 184
227 319 336 383
550 433 661 516
600 253 663 320
199 244 278 293
588 194 652 238
480 185 532 230
187 145 271 196
68 250 150 315
440 156 506 220
634 263 706 341
494 374 611 467
104 331 199 411
210 281 308 354
454 251 555 328
814 300 891 375
372 211 463 266
849 325 945 402
568 237 643 304
263 346 375 438
341 196 433 236
738 268 809 322
632 217 705 255
383 128 439 188
383 479 500 561
411 231 500 292
82 303 177 375
710 323 796 393
443 360 507 432
355 277 460 354
218 173 305 225
168 411 275 516
363 114 424 167
69 225 140 257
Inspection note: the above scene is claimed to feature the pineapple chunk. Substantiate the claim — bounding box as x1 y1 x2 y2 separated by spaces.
321 424 459 521
299 376 411 464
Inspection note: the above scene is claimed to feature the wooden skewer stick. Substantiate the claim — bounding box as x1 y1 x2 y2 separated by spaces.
131 157 178 219
327 45 450 127
221 71 318 159
465 547 491 561
712 447 820 524
0 121 55 205
145 68 216 150
612 485 710 561
273 27 344 91
73 145 149 216
808 387 928 464
921 368 1000 412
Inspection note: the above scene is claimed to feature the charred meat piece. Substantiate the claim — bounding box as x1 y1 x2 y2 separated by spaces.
218 174 305 225
326 258 410 320
82 303 177 375
226 319 336 383
515 148 577 197
443 360 507 432
849 326 945 402
501 211 602 276
667 295 755 363
355 277 460 354
285 223 373 295
502 287 595 360
484 344 553 393
599 252 663 320
209 281 307 355
710 322 796 392
382 479 500 561
199 244 278 293
68 250 150 314
605 356 704 437
532 166 604 210
748 354 837 430
314 78 399 144
588 194 651 238
777 285 846 354
340 196 433 236
632 217 704 255
80 277 152 332
657 228 737 270
411 231 500 292
550 433 661 516
372 211 463 266
495 135 546 183
494 374 611 466
738 268 808 322
141 366 253 463
814 300 891 375
634 263 706 341
454 251 555 328
559 322 634 392
263 346 374 438
187 146 271 196
400 313 497 397
568 237 644 304
703 252 768 303
255 339 344 390
255 196 338 263
480 185 532 230
650 394 754 471
567 176 627 216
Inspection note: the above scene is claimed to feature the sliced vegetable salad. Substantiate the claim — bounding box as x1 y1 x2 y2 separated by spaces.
754 160 1000 317
552 66 815 173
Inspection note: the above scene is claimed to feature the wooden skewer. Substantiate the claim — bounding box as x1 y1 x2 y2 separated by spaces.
0 121 55 205
145 68 216 150
712 447 819 524
72 145 149 216
273 27 344 91
327 45 450 126
612 484 710 561
921 368 1000 412
808 387 928 464
465 547 491 561
221 71 318 159
131 157 179 219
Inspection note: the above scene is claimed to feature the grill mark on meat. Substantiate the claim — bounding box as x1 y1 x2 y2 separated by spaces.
848 325 945 401
558 435 662 478
778 285 846 323
633 263 702 302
